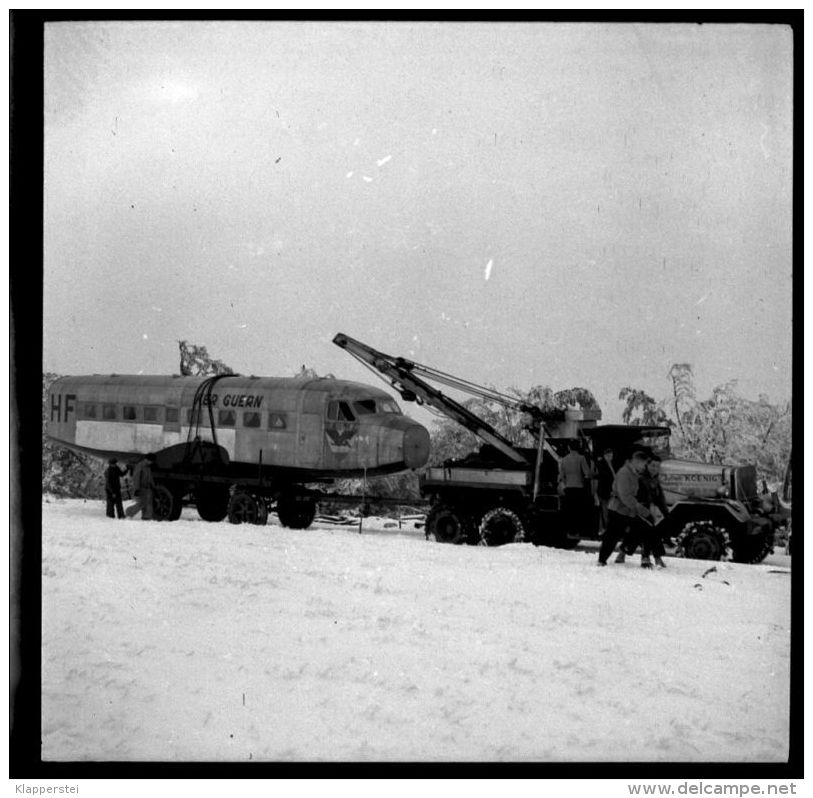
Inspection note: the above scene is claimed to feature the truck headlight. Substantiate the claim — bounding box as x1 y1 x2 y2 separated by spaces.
716 485 730 498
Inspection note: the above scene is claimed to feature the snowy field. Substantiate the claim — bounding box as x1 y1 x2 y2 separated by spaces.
41 498 791 763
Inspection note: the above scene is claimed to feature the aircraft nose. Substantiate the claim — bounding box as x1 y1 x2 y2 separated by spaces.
403 423 430 469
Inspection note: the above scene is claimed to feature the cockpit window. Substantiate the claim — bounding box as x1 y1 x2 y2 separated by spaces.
327 400 356 422
351 398 402 415
353 399 377 415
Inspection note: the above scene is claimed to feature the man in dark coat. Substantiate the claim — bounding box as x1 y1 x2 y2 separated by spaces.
597 451 652 566
126 453 156 520
558 439 592 533
595 447 616 534
104 457 127 519
619 455 670 567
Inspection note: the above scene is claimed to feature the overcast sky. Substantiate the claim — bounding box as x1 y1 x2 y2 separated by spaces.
43 21 793 424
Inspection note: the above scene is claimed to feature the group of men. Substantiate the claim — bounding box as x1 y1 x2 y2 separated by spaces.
104 453 156 520
558 440 670 568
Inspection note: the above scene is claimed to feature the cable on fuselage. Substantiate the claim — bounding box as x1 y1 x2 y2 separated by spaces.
185 374 233 462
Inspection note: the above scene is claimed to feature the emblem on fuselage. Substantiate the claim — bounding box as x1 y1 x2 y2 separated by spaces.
325 422 357 448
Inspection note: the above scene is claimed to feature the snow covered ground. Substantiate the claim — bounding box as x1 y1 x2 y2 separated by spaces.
41 498 791 763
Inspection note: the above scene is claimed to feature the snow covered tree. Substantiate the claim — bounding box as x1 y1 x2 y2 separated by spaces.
623 364 792 485
428 385 600 466
178 340 235 376
322 470 422 515
618 387 672 427
295 365 335 379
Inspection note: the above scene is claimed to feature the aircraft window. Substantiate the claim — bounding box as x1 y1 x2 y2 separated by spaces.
143 406 160 423
165 407 179 423
268 413 287 430
103 404 117 420
218 410 236 426
84 403 97 419
243 411 261 428
123 406 137 421
351 398 401 415
327 401 356 421
327 401 355 421
353 399 377 415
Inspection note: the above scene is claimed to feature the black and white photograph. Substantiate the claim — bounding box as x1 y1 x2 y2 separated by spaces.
16 15 798 779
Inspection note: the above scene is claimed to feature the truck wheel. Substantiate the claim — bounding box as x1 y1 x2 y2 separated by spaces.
425 504 471 544
478 506 526 547
731 531 774 564
677 520 730 561
153 484 182 521
228 491 260 524
196 487 229 522
277 495 316 529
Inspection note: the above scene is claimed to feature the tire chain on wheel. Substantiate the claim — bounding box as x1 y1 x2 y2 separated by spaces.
477 506 526 547
675 520 732 561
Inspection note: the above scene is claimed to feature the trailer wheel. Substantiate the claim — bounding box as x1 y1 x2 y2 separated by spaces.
277 496 316 529
254 497 269 526
478 506 526 547
196 487 229 522
228 491 261 525
425 504 471 544
676 520 730 561
153 484 182 522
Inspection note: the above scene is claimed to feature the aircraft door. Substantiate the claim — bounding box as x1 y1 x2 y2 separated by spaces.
297 392 325 468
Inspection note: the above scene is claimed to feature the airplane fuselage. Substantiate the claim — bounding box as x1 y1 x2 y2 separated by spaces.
46 374 430 479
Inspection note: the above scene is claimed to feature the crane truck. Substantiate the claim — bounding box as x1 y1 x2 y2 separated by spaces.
333 333 777 564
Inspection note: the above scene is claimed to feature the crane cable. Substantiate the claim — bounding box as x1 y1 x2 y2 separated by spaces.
344 349 427 406
343 346 568 468
343 346 552 443
345 348 530 412
185 373 233 459
402 359 526 409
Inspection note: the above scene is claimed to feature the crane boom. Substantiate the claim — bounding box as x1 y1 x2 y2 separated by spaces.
333 332 532 464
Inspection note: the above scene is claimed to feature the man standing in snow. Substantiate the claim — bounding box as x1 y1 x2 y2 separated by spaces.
595 447 616 534
558 439 592 533
621 455 670 567
597 450 652 566
126 453 156 520
104 457 127 519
